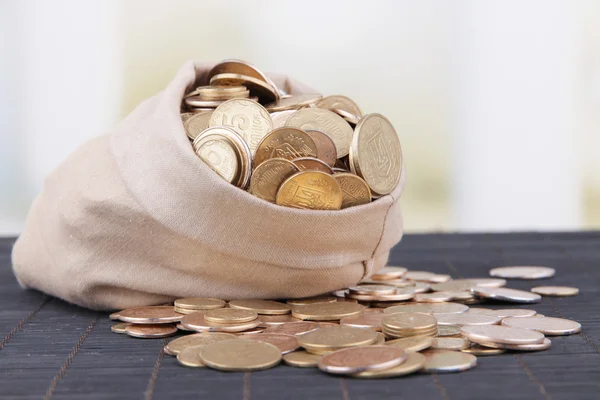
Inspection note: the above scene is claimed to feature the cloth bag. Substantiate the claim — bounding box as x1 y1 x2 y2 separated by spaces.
11 61 406 311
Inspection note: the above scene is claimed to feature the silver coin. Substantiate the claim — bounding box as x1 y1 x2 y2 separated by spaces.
461 324 545 345
489 266 555 279
472 287 541 304
502 316 582 336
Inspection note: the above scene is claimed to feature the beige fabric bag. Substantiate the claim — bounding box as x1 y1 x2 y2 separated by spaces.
11 61 406 311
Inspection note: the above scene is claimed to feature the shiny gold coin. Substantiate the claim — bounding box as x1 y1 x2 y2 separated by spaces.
385 335 433 352
340 313 386 331
199 339 282 371
254 127 318 166
210 73 278 103
315 95 362 117
208 59 279 101
371 266 408 280
298 326 378 353
265 93 323 112
346 287 416 302
258 314 302 326
164 332 236 355
329 107 360 125
318 345 406 375
180 313 260 333
228 299 291 315
383 312 437 331
489 266 556 279
502 316 581 336
349 113 402 196
305 130 338 167
276 171 343 211
474 337 552 351
184 96 225 108
435 313 501 326
283 351 322 368
177 345 206 368
293 157 334 174
125 324 177 339
333 173 372 208
249 158 300 203
472 287 542 304
422 350 477 373
118 306 183 324
109 312 121 321
110 322 131 334
291 302 365 321
287 296 338 306
271 110 297 129
352 351 425 379
203 308 258 324
174 298 226 310
384 302 468 315
462 344 506 356
431 337 470 351
349 284 397 295
461 324 545 345
436 325 462 337
286 108 354 157
264 321 319 336
531 286 579 297
244 333 300 354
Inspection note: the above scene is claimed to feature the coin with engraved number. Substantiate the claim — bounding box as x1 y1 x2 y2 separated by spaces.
352 352 425 379
249 158 300 203
461 324 545 345
254 127 318 166
318 345 406 374
531 286 579 297
199 339 282 371
293 157 334 174
502 316 581 336
334 173 372 208
472 287 542 304
305 130 338 167
229 299 291 315
316 95 362 117
489 266 555 279
118 306 183 324
276 171 343 211
422 350 477 373
164 332 236 355
125 324 177 339
283 351 322 367
193 133 240 184
245 333 300 354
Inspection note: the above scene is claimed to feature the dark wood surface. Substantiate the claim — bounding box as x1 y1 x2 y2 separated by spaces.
1 232 599 400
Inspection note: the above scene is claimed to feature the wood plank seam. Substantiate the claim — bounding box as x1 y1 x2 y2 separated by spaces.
243 372 251 400
0 295 51 352
431 373 451 400
513 354 552 400
339 378 351 400
144 338 169 400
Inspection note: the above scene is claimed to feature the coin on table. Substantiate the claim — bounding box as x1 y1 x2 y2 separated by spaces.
298 326 378 354
125 324 177 339
164 332 236 355
430 337 471 351
244 333 300 354
429 274 452 283
177 323 193 331
415 292 455 303
174 298 226 311
293 157 334 174
349 285 397 295
472 287 542 304
203 308 258 324
111 322 131 334
347 287 415 302
385 335 433 352
229 299 291 315
349 113 402 196
258 314 302 326
318 345 406 375
474 337 552 351
333 173 372 208
531 286 579 297
184 111 213 140
283 351 322 368
177 345 206 368
403 271 436 282
431 280 478 292
286 108 354 157
384 302 469 315
462 344 506 356
494 309 537 318
315 95 362 117
276 171 343 210
435 313 501 326
264 321 319 336
489 266 556 279
265 93 323 112
437 291 475 301
340 313 386 331
199 339 282 371
118 306 183 324
305 130 338 167
383 312 437 331
436 325 462 337
180 313 260 333
329 107 360 125
352 351 425 379
502 316 581 336
287 296 338 306
254 127 318 166
371 266 408 280
292 302 365 321
210 73 278 103
461 324 545 345
422 350 477 373
249 158 300 203
462 278 507 288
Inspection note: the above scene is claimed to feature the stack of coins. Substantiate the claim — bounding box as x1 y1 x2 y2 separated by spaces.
382 312 438 339
182 59 403 210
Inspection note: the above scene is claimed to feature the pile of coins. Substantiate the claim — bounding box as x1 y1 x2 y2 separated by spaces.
181 59 403 210
109 265 582 377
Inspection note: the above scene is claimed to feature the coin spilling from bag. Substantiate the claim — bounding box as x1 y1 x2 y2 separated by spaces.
182 59 403 210
109 264 580 378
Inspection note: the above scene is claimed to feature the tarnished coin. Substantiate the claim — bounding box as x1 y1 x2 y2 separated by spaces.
271 110 297 129
384 302 468 315
305 130 338 167
349 113 402 196
177 345 206 368
276 171 343 210
431 337 471 351
287 296 337 306
422 350 477 373
286 108 354 157
174 298 226 310
249 158 300 203
371 266 408 280
461 324 545 345
258 314 302 326
199 339 282 371
125 324 177 339
385 335 433 352
474 337 552 351
462 344 506 356
111 322 131 334
349 285 397 295
435 313 501 326
180 313 260 333
203 309 258 324
292 302 365 321
333 173 372 208
415 292 455 303
352 352 425 379
184 111 213 140
245 333 300 354
502 316 581 336
265 321 319 336
316 95 362 117
531 286 579 297
298 326 378 353
209 98 273 153
436 325 462 337
254 127 318 166
489 266 556 279
283 351 322 368
118 306 183 324
164 332 236 355
229 300 291 315
318 346 406 375
265 94 323 112
210 73 278 103
383 312 437 331
340 313 386 331
293 157 334 174
472 287 542 304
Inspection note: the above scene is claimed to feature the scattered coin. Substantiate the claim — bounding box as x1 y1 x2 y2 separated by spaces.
340 313 386 331
422 350 477 373
283 351 322 368
164 332 236 355
110 322 131 334
177 345 206 368
436 325 462 337
258 314 302 326
461 325 545 345
462 344 506 356
174 298 226 310
403 271 437 282
430 337 471 351
203 308 259 324
384 302 469 315
229 299 291 315
472 287 542 304
125 324 177 339
385 335 433 352
292 302 365 321
199 339 282 371
264 321 319 336
415 292 455 303
502 316 582 336
352 351 425 379
109 312 121 321
245 333 300 354
489 266 556 279
371 266 408 280
180 313 260 333
349 285 397 295
298 326 378 354
287 296 337 306
474 337 552 351
318 345 406 375
435 313 501 326
531 286 579 297
118 306 183 324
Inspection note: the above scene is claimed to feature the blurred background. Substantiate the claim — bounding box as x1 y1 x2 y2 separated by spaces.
1 0 599 235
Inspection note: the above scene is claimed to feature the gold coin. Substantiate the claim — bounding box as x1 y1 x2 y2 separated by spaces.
180 313 260 333
422 350 477 373
110 322 131 334
371 266 408 280
164 332 236 355
382 312 437 331
501 316 581 336
286 108 354 157
244 333 300 354
270 110 297 129
385 335 434 352
228 299 291 315
435 313 501 326
291 302 365 321
431 337 470 351
461 324 545 345
293 157 334 174
210 73 277 103
118 306 183 324
177 323 194 332
276 171 343 210
264 321 319 336
315 95 362 117
472 287 542 304
489 266 556 279
208 59 279 100
340 313 386 331
436 325 462 337
174 298 226 310
203 308 258 324
298 326 378 353
258 314 302 326
329 107 360 125
318 345 406 375
462 344 506 356
199 339 282 371
197 85 249 100
287 296 338 306
473 337 552 351
174 307 203 315
305 130 338 167
283 351 322 367
125 324 177 339
531 286 579 297
177 345 206 367
109 312 121 321
349 284 397 295
352 351 425 379
415 292 455 303
209 98 273 153
193 132 242 185
384 302 468 316
184 96 225 108
254 127 318 166
265 94 323 112
333 173 372 208
249 158 300 203
349 113 402 196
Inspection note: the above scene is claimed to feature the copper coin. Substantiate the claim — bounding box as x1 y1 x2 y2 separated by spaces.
352 352 425 379
283 351 322 367
349 285 397 295
334 173 372 208
346 287 415 302
298 326 378 352
254 127 318 166
489 266 555 279
318 345 406 374
385 335 433 352
118 306 183 324
461 324 545 345
249 158 300 203
177 345 206 368
383 312 437 331
293 157 334 174
276 171 343 211
125 324 177 339
258 314 302 326
264 321 319 336
474 337 552 351
502 316 581 336
305 130 338 167
384 302 468 315
109 312 121 321
234 327 267 335
292 302 365 321
472 287 542 304
245 333 300 354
